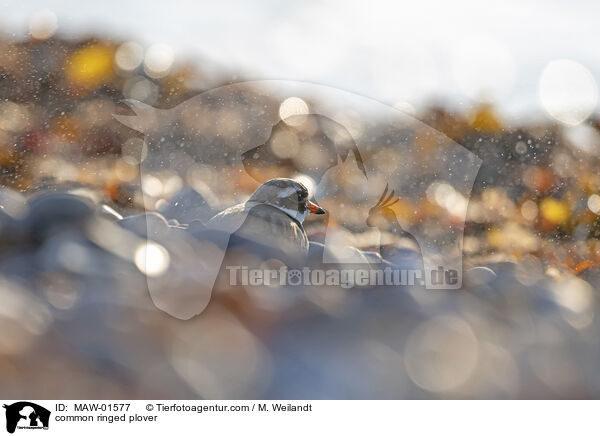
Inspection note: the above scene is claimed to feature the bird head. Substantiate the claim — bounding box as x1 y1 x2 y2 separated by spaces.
249 178 325 223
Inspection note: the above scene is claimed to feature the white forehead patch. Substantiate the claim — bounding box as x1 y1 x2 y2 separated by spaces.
276 186 299 198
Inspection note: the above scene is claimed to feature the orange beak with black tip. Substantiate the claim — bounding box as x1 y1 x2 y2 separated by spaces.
307 200 326 215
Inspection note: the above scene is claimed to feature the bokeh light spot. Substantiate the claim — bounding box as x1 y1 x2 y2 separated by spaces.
29 10 57 40
144 44 174 78
115 41 144 72
135 243 170 277
539 59 598 125
279 97 309 125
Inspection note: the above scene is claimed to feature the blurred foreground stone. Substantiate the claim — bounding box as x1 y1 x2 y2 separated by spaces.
0 187 598 399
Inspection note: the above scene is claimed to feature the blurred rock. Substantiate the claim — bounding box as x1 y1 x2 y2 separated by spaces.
0 187 29 245
159 186 217 225
25 192 94 242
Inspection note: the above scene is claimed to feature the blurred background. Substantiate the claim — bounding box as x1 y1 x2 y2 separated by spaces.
1 0 600 399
